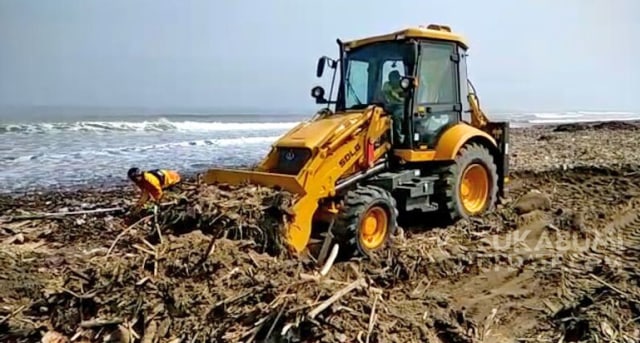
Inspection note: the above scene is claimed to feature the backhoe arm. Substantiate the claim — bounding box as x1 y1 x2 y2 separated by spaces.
467 79 489 129
465 79 510 199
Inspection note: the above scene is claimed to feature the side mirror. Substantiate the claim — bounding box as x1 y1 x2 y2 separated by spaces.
316 56 338 77
316 57 327 77
399 76 416 91
311 86 327 104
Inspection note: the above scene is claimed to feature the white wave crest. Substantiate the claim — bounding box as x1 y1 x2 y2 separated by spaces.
514 111 640 124
3 136 281 164
0 118 299 134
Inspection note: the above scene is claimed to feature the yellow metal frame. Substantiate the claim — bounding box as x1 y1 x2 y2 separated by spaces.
344 26 468 50
204 106 391 253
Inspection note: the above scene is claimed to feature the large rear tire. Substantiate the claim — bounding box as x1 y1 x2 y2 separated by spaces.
334 185 398 258
435 142 498 221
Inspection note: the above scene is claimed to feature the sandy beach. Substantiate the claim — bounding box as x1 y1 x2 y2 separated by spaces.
2 121 640 342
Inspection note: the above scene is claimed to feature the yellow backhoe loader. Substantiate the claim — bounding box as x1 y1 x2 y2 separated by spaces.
203 24 509 260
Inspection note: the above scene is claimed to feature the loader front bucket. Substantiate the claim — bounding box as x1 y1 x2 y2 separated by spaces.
203 168 306 195
202 168 316 253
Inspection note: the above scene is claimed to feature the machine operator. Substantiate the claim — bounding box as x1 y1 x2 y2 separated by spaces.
382 70 406 143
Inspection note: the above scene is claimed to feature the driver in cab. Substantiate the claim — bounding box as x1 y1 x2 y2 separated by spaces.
382 70 404 105
382 70 406 143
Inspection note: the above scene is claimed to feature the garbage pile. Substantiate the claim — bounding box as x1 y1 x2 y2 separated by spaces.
1 164 640 342
0 183 475 343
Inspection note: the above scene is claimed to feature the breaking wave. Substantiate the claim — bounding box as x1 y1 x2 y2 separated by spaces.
0 118 299 134
2 136 281 164
2 110 640 193
3 111 640 134
524 111 640 124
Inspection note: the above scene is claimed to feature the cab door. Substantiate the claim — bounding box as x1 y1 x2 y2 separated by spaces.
411 41 462 149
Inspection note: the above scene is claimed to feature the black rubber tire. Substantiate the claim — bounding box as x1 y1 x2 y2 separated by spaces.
435 142 499 221
334 185 398 258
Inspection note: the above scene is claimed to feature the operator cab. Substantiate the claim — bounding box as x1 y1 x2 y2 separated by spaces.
312 24 470 151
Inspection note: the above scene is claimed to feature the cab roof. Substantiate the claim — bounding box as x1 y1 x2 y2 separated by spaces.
343 24 468 50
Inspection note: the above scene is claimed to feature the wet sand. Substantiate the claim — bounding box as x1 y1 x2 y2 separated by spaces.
2 120 640 342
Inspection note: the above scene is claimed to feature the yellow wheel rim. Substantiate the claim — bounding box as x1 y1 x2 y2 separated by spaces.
459 163 489 214
359 207 388 250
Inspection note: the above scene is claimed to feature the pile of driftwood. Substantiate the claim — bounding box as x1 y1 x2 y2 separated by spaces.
2 173 640 342
1 234 482 343
0 179 475 343
151 183 295 257
509 121 640 174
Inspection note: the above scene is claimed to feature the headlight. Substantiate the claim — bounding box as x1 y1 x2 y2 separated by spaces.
311 86 325 98
400 78 411 90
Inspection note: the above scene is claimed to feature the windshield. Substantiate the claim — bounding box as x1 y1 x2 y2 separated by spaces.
339 41 414 110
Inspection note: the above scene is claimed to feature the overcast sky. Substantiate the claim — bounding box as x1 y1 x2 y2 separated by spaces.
0 0 638 113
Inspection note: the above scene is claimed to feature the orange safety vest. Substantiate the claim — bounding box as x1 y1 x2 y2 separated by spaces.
135 169 181 201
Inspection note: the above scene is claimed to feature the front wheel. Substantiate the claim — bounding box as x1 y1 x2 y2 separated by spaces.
436 142 499 221
334 185 399 258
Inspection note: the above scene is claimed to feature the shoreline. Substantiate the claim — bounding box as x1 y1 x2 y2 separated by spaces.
2 117 640 341
2 119 639 199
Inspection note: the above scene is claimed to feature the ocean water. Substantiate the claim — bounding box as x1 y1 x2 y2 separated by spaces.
1 110 639 193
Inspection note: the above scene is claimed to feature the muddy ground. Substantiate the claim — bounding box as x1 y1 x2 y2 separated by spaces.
1 121 640 343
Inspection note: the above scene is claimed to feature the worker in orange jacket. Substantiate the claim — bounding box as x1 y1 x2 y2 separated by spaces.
127 167 181 211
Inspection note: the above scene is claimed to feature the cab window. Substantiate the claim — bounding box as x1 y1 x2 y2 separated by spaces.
380 60 406 86
416 43 458 105
345 60 369 108
339 41 413 111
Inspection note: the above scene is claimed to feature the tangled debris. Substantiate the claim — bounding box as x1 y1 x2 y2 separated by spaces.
0 182 473 343
151 183 296 257
2 123 640 342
